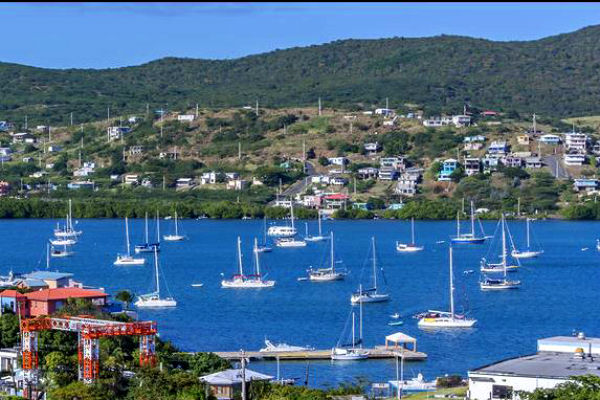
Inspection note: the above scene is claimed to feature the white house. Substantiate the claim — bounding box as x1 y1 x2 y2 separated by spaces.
327 157 348 166
539 134 561 145
123 174 139 185
73 162 96 177
564 131 588 152
468 333 600 400
364 142 380 155
463 158 481 176
176 178 195 189
564 152 586 166
488 141 508 155
375 108 395 116
452 114 471 127
107 126 131 141
201 172 218 185
177 114 195 122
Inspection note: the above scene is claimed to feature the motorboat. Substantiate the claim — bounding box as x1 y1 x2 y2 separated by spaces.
259 339 314 353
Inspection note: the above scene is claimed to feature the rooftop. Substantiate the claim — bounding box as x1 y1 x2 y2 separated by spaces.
25 287 108 301
26 271 73 280
199 368 273 385
471 351 600 380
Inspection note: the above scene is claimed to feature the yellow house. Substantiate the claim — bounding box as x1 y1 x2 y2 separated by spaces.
517 134 530 146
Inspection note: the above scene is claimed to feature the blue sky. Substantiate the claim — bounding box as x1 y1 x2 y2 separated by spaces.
2 2 599 69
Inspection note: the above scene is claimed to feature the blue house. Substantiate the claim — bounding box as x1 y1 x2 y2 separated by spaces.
438 159 458 181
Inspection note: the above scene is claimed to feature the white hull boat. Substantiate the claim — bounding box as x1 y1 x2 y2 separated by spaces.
163 211 186 241
115 217 145 266
305 212 327 242
267 226 297 237
331 348 369 360
512 218 543 259
418 247 477 329
221 237 276 288
480 278 521 290
260 339 314 353
332 298 369 361
135 248 177 308
276 238 307 247
306 231 346 281
50 238 76 246
396 218 424 252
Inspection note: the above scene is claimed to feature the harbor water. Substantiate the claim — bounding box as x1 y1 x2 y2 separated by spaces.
0 218 597 387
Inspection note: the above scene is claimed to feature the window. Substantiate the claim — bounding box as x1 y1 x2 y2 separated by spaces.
492 384 513 399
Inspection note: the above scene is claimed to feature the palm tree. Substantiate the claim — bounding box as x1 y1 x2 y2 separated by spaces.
115 290 134 310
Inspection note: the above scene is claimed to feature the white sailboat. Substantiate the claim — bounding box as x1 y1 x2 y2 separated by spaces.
451 201 486 244
480 215 521 291
114 217 146 266
332 288 369 361
163 211 186 241
351 237 390 304
134 248 177 308
135 211 161 253
275 204 306 247
307 231 347 282
267 200 298 237
255 216 273 253
50 244 73 258
49 237 77 246
54 199 82 238
305 211 327 242
221 237 275 288
396 218 424 252
480 216 519 273
511 218 543 259
418 246 476 328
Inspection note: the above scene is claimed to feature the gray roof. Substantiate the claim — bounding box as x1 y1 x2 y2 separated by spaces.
471 352 600 379
25 271 73 280
199 368 273 385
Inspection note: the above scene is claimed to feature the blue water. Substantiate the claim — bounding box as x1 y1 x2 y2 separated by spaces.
0 218 598 388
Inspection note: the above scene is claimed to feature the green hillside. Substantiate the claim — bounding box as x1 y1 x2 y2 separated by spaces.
2 25 600 123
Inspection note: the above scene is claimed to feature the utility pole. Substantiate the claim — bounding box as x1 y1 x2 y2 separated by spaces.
80 123 84 133
160 110 164 138
255 100 259 116
532 113 537 134
162 175 166 191
241 350 247 400
386 97 389 110
354 177 357 196
70 112 73 126
146 103 149 117
24 115 27 130
107 107 110 125
517 197 521 217
350 121 353 135
318 97 322 116
238 142 242 160
302 139 306 174
195 103 199 118
48 126 51 143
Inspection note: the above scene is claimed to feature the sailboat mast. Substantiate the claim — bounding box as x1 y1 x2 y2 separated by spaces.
156 210 160 243
526 218 530 249
470 201 475 236
330 231 335 271
68 199 72 231
449 246 455 318
359 285 363 347
263 216 267 245
46 243 50 269
254 238 261 276
501 215 507 276
145 212 149 243
237 236 244 276
351 312 356 350
372 237 377 291
318 211 322 236
290 202 295 230
411 218 415 244
154 248 160 295
174 211 179 236
305 222 308 238
456 211 460 237
125 217 131 256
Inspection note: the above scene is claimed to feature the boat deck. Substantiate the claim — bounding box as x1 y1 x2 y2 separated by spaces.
208 346 427 361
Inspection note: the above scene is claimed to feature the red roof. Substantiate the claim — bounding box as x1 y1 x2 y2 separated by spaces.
323 193 350 200
0 290 27 299
25 288 108 301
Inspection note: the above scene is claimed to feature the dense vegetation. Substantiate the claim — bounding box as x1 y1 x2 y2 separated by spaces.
4 25 600 123
519 375 600 399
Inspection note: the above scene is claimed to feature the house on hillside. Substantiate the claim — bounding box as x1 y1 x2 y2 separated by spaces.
438 159 458 181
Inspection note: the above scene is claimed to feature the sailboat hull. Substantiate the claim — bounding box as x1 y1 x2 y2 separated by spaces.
114 257 146 266
221 279 275 288
396 243 424 252
480 281 521 290
418 317 476 328
163 235 185 242
350 293 390 304
331 348 369 360
135 298 177 308
511 250 543 259
305 236 327 242
134 244 160 253
451 237 485 244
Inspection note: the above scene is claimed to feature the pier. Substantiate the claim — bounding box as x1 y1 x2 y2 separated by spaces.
210 346 427 361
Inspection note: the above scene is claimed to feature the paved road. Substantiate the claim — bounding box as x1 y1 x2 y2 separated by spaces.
281 161 316 197
542 155 570 180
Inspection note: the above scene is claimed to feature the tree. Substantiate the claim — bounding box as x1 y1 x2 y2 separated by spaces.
44 351 78 388
318 156 329 166
115 290 134 309
519 375 600 400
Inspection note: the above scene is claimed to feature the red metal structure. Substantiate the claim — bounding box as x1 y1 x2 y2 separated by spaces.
21 315 157 385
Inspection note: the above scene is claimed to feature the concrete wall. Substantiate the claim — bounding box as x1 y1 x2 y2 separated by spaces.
468 373 566 399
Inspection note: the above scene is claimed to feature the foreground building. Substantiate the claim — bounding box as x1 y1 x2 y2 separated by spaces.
468 333 600 400
200 368 273 400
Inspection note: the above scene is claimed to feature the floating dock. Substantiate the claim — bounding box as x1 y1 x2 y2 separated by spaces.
210 346 427 361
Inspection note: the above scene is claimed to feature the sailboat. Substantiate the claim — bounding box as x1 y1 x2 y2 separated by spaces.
480 216 519 273
305 211 327 242
418 246 476 328
396 218 424 252
332 287 369 361
451 201 486 244
255 216 273 253
511 218 543 259
163 211 186 241
351 237 390 304
49 237 77 246
275 203 306 247
134 247 177 308
114 217 146 266
54 199 82 238
221 237 275 288
50 244 73 258
307 231 347 281
480 215 521 290
267 200 298 237
135 212 161 253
